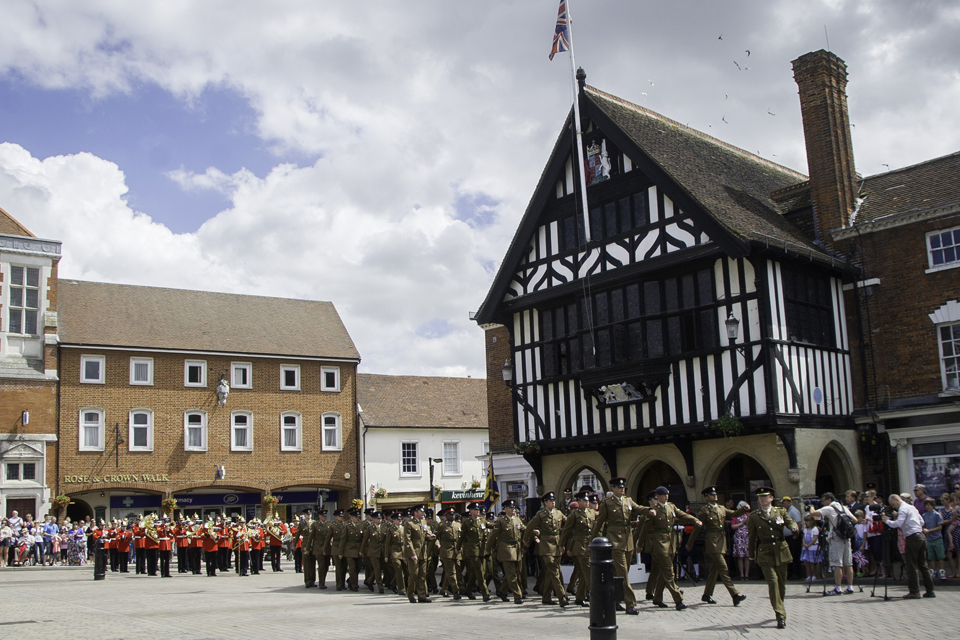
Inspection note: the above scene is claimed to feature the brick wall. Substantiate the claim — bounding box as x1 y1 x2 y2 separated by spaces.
0 378 59 491
839 211 960 408
57 348 359 500
483 324 515 453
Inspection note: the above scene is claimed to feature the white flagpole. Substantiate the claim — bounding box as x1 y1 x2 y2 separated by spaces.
564 0 592 243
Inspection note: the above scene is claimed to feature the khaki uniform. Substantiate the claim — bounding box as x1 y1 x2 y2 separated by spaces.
458 516 489 597
485 514 526 599
524 507 567 603
327 520 346 589
301 518 316 586
591 495 641 608
359 521 386 591
385 521 406 594
633 509 660 599
643 501 699 605
437 519 462 595
311 520 330 586
402 517 433 601
688 503 749 599
425 518 440 593
338 520 364 590
747 507 797 622
560 506 595 601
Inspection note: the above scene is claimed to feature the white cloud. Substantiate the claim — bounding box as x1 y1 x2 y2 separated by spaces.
1 1 959 377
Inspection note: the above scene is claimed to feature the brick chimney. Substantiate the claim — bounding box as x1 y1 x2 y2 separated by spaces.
792 50 857 247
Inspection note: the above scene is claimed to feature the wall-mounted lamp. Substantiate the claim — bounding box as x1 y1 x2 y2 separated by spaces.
501 360 514 385
216 373 230 406
22 410 29 425
215 465 226 480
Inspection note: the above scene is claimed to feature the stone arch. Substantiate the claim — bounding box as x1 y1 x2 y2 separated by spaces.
628 457 688 506
65 496 93 523
556 460 608 497
814 440 857 498
704 448 778 504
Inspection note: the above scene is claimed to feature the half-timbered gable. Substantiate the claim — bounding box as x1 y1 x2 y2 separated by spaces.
478 71 860 506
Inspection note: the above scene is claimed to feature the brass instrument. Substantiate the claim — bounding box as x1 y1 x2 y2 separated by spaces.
205 517 219 542
233 524 249 551
143 514 160 544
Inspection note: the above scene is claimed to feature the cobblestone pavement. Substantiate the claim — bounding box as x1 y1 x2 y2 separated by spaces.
0 561 955 639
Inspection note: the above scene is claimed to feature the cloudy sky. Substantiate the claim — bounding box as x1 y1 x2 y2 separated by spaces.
1 1 958 377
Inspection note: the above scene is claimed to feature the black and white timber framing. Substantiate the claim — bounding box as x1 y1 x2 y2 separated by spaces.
476 82 857 464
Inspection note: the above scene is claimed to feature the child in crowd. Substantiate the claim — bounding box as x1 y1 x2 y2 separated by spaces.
945 493 960 578
801 515 820 581
922 497 946 579
853 510 868 576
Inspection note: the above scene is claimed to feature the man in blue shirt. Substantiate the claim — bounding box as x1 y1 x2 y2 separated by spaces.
42 516 59 566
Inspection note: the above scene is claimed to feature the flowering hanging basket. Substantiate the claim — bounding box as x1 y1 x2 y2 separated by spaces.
262 495 279 507
162 498 178 512
514 441 540 454
351 498 364 510
373 488 388 499
53 495 71 509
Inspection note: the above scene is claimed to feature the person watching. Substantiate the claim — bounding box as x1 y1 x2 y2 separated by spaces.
884 494 935 599
808 492 856 595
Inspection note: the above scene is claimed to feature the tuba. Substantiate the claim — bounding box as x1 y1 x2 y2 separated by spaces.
205 516 219 542
143 514 160 544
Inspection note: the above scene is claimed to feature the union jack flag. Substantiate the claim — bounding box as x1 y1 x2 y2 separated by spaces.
549 0 569 61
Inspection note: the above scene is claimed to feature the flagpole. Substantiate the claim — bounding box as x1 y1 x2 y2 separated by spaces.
564 0 592 243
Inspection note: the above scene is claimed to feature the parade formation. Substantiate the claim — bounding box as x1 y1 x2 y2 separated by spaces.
80 482 844 630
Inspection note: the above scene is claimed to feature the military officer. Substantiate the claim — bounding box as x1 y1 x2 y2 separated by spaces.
524 491 568 607
483 510 501 595
560 488 596 606
424 507 440 594
300 509 316 588
457 502 489 601
747 486 798 630
486 499 526 604
437 507 463 599
643 486 700 610
634 490 660 602
687 486 749 606
312 509 330 588
327 509 346 590
359 511 387 593
338 508 365 591
386 512 406 595
591 477 642 614
402 504 435 603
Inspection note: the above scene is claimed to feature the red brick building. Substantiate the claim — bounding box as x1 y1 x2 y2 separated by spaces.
1 207 61 520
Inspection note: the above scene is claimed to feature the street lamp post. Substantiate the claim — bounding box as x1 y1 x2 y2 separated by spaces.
428 458 443 503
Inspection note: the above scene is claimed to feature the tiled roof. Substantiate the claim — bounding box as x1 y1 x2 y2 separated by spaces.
357 374 487 429
58 280 360 360
0 206 36 237
855 151 960 224
585 86 819 252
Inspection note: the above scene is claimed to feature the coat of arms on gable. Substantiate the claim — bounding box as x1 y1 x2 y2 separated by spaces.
585 138 612 186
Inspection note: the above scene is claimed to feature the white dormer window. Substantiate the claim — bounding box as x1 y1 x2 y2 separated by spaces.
7 265 40 334
130 357 154 385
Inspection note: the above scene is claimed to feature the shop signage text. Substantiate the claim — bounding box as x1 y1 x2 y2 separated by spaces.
63 473 170 484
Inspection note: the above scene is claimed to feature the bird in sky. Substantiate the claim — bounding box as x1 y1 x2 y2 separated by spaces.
725 93 728 100
722 115 728 124
767 109 775 116
718 34 723 40
641 92 647 97
647 79 654 86
746 49 751 57
882 163 890 169
734 61 742 70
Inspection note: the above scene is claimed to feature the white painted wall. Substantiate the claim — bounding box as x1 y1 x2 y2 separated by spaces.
362 427 489 502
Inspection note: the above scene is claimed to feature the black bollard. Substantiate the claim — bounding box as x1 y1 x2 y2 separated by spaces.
589 537 617 640
93 537 106 581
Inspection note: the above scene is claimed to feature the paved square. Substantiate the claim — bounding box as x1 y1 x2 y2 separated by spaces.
0 561 954 639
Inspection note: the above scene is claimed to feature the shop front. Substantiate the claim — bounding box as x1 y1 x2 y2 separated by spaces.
439 489 485 513
99 489 340 523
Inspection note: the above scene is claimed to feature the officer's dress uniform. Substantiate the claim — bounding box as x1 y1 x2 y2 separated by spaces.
559 501 595 604
644 499 699 607
591 483 640 611
235 524 251 576
360 518 386 592
301 516 316 587
338 517 364 591
267 519 287 572
202 524 219 576
523 500 567 605
425 514 440 594
133 524 146 574
457 510 489 600
157 522 173 577
310 515 329 587
386 516 406 594
688 497 748 604
328 517 346 589
116 528 132 573
747 492 798 627
485 508 526 603
402 513 433 602
174 524 188 573
437 516 463 598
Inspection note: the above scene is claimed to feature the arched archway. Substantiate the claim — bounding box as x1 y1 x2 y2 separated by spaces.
66 497 93 523
815 443 853 497
636 461 686 509
714 454 771 506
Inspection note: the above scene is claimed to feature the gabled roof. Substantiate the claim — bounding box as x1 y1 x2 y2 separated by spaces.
855 150 960 224
475 83 828 324
58 280 360 361
357 374 487 429
0 206 36 237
